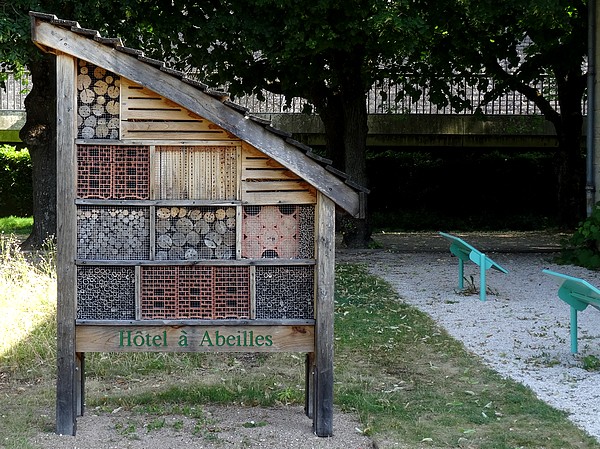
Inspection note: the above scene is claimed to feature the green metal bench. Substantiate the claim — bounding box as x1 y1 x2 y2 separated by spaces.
542 269 600 353
439 232 508 301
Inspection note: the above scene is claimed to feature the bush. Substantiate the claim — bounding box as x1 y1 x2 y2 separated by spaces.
0 145 32 217
559 203 600 269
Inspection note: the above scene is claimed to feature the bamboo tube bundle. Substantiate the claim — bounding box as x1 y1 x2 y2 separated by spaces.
77 60 120 140
76 266 136 320
154 206 236 260
77 206 150 260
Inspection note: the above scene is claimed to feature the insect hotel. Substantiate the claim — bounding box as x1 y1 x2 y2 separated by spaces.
30 12 366 437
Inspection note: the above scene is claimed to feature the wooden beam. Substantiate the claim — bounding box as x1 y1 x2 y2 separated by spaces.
30 18 360 217
313 192 335 437
76 325 315 353
55 51 78 436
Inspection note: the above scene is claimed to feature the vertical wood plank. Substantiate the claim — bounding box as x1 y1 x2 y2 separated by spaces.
305 352 315 419
76 352 85 416
149 205 156 260
149 145 156 200
56 51 78 436
313 192 335 437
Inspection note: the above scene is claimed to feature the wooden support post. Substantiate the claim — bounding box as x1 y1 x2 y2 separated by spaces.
76 352 85 416
304 352 315 419
56 51 78 436
313 193 335 437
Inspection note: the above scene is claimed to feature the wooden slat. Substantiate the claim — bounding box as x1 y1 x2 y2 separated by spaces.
241 190 316 205
56 51 78 436
121 79 234 141
242 168 299 180
76 325 315 352
30 19 361 216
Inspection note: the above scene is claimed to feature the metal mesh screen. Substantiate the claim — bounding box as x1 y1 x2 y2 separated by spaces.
255 266 314 319
77 206 150 260
140 266 178 319
77 266 135 320
77 61 120 140
214 266 250 319
140 266 250 319
241 205 314 259
77 145 150 199
154 146 238 200
155 206 236 260
178 266 214 319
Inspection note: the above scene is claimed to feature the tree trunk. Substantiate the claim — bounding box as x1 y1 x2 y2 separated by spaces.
552 68 586 229
19 54 57 249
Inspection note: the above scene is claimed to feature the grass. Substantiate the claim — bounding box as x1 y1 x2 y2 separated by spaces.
0 235 599 448
0 216 33 236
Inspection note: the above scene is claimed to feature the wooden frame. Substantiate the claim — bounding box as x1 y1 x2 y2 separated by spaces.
31 12 362 439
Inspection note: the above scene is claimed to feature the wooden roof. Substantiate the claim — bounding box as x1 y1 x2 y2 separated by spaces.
29 11 366 218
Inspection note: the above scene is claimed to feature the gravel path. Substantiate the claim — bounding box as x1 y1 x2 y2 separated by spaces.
338 240 600 442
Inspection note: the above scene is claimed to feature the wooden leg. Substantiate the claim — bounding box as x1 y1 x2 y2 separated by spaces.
76 352 85 416
305 353 315 419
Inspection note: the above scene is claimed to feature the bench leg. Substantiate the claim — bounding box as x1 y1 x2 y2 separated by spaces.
479 253 487 302
570 306 578 353
458 259 464 290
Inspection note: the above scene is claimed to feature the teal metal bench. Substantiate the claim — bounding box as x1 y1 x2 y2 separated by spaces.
542 269 600 353
439 232 508 301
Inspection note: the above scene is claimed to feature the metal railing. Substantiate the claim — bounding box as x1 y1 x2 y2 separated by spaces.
1 72 579 116
0 73 31 110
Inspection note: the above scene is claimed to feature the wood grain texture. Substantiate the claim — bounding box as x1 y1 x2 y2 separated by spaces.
56 52 78 436
313 192 335 437
76 324 315 352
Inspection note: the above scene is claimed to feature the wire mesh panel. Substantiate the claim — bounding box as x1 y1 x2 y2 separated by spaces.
112 146 150 199
77 60 120 140
140 266 250 319
213 266 250 319
77 145 150 199
77 266 135 320
77 145 112 199
155 206 236 260
255 266 314 320
140 266 178 319
154 146 238 200
77 206 150 260
178 266 214 319
241 205 314 259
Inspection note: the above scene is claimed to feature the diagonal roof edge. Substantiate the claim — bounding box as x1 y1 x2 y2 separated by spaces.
29 11 369 217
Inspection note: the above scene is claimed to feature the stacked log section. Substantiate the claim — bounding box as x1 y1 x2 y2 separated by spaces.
241 205 315 259
140 266 250 319
255 266 314 320
77 206 150 260
155 206 236 260
76 266 135 320
77 60 120 140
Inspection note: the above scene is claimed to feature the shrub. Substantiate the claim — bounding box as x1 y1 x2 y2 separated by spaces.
0 145 32 217
559 203 600 269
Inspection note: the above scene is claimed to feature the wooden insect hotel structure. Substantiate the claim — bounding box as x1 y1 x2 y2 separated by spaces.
30 12 366 437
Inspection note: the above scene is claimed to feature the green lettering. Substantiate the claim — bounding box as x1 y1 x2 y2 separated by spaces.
255 335 264 347
152 334 162 346
179 331 188 347
200 331 214 346
227 335 236 346
216 331 226 346
265 335 273 347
